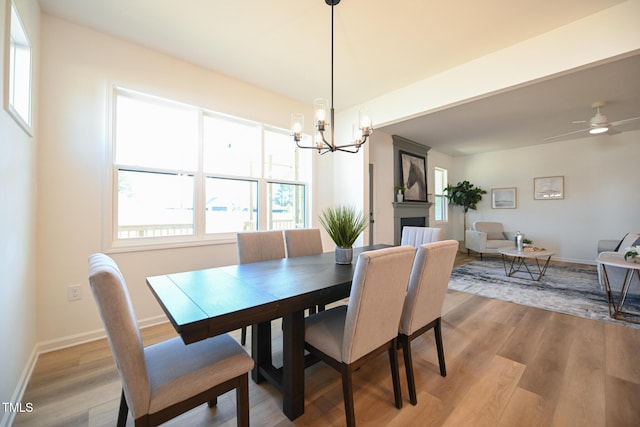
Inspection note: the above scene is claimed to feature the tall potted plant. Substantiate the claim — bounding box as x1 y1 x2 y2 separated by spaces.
443 180 487 237
319 205 368 264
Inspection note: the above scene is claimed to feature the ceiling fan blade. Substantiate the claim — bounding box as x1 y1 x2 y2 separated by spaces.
609 116 640 126
544 128 589 141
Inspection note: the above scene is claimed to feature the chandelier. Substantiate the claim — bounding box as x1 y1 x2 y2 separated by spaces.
291 0 372 154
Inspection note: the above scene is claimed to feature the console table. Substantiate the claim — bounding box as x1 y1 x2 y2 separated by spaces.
596 252 640 323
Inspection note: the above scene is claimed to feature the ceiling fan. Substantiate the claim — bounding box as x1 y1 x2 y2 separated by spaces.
544 101 640 141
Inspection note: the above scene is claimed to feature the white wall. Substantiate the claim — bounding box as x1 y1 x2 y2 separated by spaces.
35 15 314 348
453 130 640 263
0 0 40 421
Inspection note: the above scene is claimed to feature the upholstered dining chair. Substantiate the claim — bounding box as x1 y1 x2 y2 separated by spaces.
88 253 254 427
236 230 286 344
284 228 323 258
304 245 416 427
400 226 442 247
398 240 458 405
284 228 325 313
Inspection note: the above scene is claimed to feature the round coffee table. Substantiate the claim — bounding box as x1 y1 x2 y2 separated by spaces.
498 247 555 281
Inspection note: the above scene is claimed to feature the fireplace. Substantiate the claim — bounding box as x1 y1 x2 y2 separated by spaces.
393 202 430 245
392 135 432 245
401 217 426 229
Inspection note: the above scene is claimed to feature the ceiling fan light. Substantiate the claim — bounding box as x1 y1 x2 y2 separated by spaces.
589 126 608 134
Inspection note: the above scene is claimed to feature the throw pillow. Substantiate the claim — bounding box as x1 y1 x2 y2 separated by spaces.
486 231 506 240
616 233 640 251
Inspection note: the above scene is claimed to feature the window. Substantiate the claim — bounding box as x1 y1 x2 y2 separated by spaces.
4 0 32 134
434 167 448 222
112 87 311 246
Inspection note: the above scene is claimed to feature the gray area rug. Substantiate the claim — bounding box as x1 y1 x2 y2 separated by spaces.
449 258 640 328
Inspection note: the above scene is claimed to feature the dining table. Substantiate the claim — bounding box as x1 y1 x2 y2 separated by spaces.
146 244 390 420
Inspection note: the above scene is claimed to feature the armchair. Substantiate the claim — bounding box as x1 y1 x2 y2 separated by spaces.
465 221 516 260
597 233 640 295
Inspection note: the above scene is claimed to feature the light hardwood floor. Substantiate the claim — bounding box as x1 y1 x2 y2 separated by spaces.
13 254 640 426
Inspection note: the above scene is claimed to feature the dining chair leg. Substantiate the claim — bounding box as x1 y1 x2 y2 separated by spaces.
341 367 356 427
117 389 128 427
240 326 247 346
434 318 447 377
388 338 403 409
399 335 417 405
236 374 250 427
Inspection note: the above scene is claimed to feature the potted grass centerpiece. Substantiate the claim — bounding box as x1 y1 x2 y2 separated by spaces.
319 205 368 264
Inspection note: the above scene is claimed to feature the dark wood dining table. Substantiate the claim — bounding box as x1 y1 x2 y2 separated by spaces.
146 244 389 420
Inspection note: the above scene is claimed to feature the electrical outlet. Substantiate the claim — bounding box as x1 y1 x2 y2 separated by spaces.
67 285 82 301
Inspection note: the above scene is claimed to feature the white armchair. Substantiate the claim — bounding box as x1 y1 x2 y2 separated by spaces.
597 233 640 295
465 221 516 260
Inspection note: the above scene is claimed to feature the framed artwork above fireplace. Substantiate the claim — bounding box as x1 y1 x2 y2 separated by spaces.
399 150 427 202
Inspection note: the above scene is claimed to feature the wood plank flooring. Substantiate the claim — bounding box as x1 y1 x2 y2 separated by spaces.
13 254 640 426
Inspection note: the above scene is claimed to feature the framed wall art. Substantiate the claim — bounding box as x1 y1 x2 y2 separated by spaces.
491 187 517 209
399 150 427 202
534 176 564 200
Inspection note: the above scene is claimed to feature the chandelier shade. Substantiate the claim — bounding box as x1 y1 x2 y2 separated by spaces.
291 0 372 154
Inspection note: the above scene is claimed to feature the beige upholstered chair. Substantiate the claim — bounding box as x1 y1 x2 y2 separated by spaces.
236 230 286 264
401 226 442 247
398 240 458 405
284 228 325 313
236 230 286 345
88 253 254 427
465 221 516 259
304 246 416 427
284 228 323 258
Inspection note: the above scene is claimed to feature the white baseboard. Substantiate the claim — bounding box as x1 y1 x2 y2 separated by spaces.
36 314 168 354
1 345 38 427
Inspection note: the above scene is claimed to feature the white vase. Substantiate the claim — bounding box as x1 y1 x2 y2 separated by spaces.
396 190 404 203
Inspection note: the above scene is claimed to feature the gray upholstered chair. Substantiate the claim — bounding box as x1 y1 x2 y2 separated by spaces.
284 228 323 258
88 253 254 427
284 228 325 313
465 221 516 259
236 230 286 345
398 240 458 405
304 245 416 427
401 226 442 247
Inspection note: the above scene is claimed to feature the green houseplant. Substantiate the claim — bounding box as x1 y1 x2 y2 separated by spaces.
319 205 368 264
443 180 487 236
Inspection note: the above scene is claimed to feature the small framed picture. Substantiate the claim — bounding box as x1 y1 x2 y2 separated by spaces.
534 176 564 200
491 187 517 209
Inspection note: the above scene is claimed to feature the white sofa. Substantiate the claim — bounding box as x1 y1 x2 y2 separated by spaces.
597 233 640 296
465 221 516 260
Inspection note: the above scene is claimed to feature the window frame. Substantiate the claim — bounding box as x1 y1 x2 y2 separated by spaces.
434 166 448 223
106 86 311 252
3 0 33 135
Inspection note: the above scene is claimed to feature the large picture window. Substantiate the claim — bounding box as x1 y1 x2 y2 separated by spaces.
112 87 311 246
